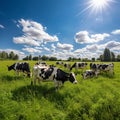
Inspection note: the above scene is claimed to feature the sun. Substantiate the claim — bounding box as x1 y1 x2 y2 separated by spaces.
90 0 108 8
89 0 109 13
78 0 116 15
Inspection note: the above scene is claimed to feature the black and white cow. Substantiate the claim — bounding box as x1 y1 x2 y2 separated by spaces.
7 62 31 77
70 62 88 74
64 62 71 71
32 65 77 90
82 70 98 79
90 63 114 76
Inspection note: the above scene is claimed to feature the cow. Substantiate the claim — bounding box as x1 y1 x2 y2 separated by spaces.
90 63 114 76
82 70 98 79
70 62 88 74
64 62 71 71
56 61 63 65
32 65 77 90
7 62 31 77
98 63 114 74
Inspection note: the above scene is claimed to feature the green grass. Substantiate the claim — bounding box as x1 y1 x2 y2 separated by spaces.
0 61 120 120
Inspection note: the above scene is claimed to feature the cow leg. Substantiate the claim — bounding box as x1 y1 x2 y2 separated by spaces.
38 78 42 84
15 70 19 76
33 76 37 85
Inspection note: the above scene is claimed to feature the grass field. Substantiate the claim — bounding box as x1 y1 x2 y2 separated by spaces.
0 61 120 120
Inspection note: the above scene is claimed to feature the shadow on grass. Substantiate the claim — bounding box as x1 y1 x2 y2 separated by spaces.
1 75 24 81
12 84 65 103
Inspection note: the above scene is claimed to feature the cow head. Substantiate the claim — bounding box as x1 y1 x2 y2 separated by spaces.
7 64 15 71
68 72 77 84
27 72 32 78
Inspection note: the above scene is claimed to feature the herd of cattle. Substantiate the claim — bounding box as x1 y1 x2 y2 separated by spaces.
7 61 114 89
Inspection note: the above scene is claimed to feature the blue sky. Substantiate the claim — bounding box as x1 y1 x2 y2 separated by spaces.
0 0 120 59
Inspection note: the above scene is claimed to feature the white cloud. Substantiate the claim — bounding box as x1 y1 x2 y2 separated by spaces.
0 24 4 29
13 19 58 46
43 47 50 51
13 36 40 46
105 41 120 49
112 29 120 35
57 42 73 51
91 33 110 41
86 44 98 51
22 47 41 53
75 31 110 44
73 40 120 59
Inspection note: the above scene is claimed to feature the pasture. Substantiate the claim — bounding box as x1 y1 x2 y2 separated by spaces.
0 61 120 120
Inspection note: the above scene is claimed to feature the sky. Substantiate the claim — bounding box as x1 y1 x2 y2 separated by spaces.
0 0 120 60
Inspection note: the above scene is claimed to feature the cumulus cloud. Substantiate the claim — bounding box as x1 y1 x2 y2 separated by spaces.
13 19 58 46
73 40 120 59
105 41 120 49
22 47 41 53
57 42 73 51
86 44 98 51
13 36 40 46
43 47 50 51
75 31 110 44
112 29 120 35
0 24 4 29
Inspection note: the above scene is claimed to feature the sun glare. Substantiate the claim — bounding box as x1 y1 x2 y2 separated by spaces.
78 0 116 15
89 0 109 12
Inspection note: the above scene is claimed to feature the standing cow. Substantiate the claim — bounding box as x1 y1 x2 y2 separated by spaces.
70 62 88 74
32 65 77 90
90 63 114 76
7 62 31 77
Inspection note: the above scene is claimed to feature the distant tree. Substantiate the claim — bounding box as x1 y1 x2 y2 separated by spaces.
91 58 95 62
67 57 72 61
32 56 39 61
0 51 8 59
41 55 49 61
103 48 111 61
49 57 57 61
99 54 104 61
28 54 32 60
9 51 15 60
117 55 120 61
13 54 19 60
111 52 115 61
23 56 29 60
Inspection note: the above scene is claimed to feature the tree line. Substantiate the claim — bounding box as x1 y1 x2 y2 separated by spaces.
22 48 120 62
99 48 120 62
0 51 19 60
0 48 120 61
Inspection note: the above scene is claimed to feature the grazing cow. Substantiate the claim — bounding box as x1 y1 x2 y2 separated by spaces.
64 62 71 71
56 61 63 65
82 70 98 79
70 62 88 74
32 65 77 90
90 63 114 76
7 62 31 77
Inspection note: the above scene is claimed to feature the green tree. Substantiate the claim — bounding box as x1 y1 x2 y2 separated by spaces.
111 52 115 61
117 55 120 61
13 54 19 60
41 55 49 61
99 54 104 61
1 51 8 59
49 57 57 61
28 54 32 60
33 56 39 61
9 51 15 60
103 48 111 61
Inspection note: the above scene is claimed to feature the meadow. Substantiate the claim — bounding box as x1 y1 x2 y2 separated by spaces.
0 60 120 120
